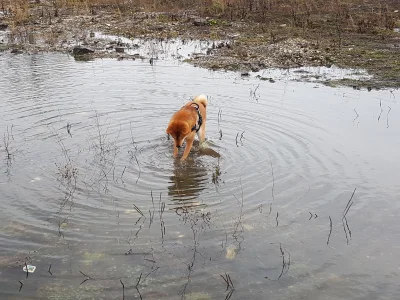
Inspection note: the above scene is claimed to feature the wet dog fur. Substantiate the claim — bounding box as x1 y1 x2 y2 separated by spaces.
166 95 208 161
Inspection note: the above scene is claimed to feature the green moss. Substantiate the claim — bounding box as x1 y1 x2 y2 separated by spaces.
39 282 104 300
207 18 230 26
82 252 105 265
186 292 211 300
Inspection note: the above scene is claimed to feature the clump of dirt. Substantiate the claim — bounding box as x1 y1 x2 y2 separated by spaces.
190 38 333 72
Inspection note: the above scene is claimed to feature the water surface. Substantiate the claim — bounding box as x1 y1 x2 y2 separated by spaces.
0 52 399 300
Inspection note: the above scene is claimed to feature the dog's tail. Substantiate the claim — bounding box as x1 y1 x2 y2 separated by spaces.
193 94 208 108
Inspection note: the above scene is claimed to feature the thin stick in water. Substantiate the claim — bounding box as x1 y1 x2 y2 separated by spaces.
120 279 125 300
327 216 333 245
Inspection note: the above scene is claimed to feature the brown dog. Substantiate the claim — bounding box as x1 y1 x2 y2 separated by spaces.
166 95 208 161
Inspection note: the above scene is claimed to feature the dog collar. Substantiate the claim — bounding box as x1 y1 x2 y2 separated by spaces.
191 103 203 132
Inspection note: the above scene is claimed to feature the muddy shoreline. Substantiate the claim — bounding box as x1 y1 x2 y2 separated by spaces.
1 5 399 89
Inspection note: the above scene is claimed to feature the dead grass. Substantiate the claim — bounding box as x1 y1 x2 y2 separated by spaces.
3 0 398 34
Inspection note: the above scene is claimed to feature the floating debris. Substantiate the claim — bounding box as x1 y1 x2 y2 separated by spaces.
22 265 36 273
226 246 238 260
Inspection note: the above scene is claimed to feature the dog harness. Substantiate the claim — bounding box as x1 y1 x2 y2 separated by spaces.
191 103 203 132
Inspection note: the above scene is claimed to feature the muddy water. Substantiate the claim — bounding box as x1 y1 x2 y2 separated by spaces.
0 51 399 300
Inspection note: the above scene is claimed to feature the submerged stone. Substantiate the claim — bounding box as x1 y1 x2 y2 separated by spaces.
11 49 23 54
73 46 94 56
193 18 208 26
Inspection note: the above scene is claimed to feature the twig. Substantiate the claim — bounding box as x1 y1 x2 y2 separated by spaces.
267 154 277 215
389 89 395 99
120 165 127 183
227 274 234 289
135 272 142 287
253 83 260 95
120 279 125 300
48 264 53 275
159 193 165 242
343 188 356 217
3 125 14 162
378 100 383 122
278 243 285 278
129 121 141 184
344 215 352 238
149 190 155 228
18 281 23 292
133 154 141 184
56 218 67 239
387 106 391 128
250 83 260 101
132 204 144 216
225 289 234 300
342 188 356 245
239 131 245 144
235 132 239 147
353 108 359 123
231 179 245 250
264 243 291 280
79 270 92 278
135 273 143 300
220 273 235 299
134 216 146 238
66 123 72 138
25 262 29 278
342 217 349 245
220 274 229 291
79 270 93 285
276 212 279 227
270 159 275 203
277 243 291 279
327 216 333 245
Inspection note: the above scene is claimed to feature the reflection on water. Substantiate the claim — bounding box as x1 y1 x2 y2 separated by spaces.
168 160 208 210
0 53 400 300
168 141 221 204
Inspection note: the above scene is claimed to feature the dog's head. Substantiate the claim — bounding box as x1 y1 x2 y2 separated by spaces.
166 122 191 148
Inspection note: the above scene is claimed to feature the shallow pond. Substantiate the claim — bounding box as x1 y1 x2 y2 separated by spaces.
0 50 399 300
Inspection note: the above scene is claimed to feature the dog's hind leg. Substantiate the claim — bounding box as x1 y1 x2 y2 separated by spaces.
197 126 206 143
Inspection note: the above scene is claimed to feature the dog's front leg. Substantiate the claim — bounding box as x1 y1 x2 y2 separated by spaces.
181 138 194 161
173 144 179 158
